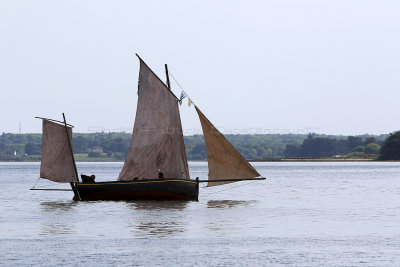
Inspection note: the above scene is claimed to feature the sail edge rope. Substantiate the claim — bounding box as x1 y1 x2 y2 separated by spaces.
202 180 260 196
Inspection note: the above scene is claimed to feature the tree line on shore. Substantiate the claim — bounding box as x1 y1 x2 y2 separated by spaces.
284 135 383 158
0 132 306 160
0 131 400 161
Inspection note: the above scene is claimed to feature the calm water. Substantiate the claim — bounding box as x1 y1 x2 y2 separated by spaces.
1 162 400 266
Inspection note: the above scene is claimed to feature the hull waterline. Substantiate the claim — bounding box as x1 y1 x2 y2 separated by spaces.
74 179 199 201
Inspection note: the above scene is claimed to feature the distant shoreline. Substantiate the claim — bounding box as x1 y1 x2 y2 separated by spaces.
250 158 377 162
251 158 400 162
2 158 399 163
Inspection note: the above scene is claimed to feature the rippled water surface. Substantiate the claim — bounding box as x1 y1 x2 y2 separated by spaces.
1 162 400 266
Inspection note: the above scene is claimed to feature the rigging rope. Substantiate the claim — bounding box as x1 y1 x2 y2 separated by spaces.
168 70 185 92
31 177 66 190
168 69 196 106
31 176 41 189
202 180 259 196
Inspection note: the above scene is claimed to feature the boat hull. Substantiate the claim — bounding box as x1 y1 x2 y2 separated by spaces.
75 179 199 201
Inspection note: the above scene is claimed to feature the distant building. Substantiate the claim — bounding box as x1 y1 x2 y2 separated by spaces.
89 146 103 153
14 150 27 156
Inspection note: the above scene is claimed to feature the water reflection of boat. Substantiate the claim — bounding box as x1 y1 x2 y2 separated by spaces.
207 200 256 209
40 201 78 212
126 201 188 238
32 55 265 201
128 200 188 211
133 221 185 238
40 201 77 235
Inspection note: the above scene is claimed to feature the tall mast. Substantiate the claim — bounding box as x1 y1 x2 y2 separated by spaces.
62 113 79 181
165 64 171 89
63 113 81 200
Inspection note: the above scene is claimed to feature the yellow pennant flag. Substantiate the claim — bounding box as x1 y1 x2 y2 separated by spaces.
188 98 192 107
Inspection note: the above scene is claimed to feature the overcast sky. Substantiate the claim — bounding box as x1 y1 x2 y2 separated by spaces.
1 0 399 135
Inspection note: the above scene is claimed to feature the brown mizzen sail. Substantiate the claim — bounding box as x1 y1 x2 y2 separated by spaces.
40 120 77 183
195 106 261 187
118 58 190 181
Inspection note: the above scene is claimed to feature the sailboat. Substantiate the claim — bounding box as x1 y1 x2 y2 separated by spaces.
32 55 265 201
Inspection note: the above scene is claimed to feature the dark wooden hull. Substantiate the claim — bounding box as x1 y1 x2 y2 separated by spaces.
74 179 199 201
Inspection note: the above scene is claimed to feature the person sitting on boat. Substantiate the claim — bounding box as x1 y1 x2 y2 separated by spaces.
81 174 96 183
158 172 164 180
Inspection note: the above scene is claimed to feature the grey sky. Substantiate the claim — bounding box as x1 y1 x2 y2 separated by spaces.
1 0 399 135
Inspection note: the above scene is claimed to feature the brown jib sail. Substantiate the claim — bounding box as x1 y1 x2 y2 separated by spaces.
118 59 190 181
40 119 77 183
195 106 261 187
